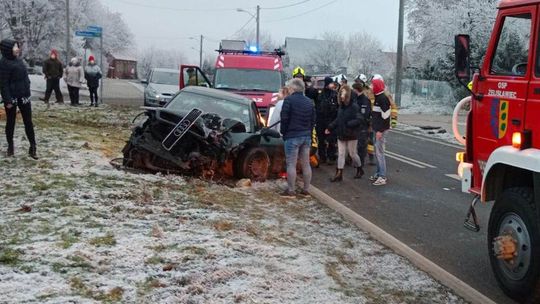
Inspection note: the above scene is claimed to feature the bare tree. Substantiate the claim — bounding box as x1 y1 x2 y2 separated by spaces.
307 32 347 74
346 31 384 78
234 29 278 51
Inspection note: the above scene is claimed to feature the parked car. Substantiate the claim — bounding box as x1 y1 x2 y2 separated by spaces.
142 68 180 107
122 86 285 181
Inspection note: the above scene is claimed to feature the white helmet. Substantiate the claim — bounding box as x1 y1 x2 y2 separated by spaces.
355 74 368 83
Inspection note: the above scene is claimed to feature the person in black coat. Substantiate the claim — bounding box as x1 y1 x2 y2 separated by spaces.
0 39 37 159
315 76 338 165
40 49 64 104
352 82 372 170
325 84 363 182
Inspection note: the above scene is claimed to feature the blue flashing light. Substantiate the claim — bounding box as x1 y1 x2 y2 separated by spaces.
249 46 258 52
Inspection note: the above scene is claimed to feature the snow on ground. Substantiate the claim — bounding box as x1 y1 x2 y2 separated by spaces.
0 104 466 303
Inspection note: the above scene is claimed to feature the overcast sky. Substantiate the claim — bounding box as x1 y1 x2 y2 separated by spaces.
100 0 401 63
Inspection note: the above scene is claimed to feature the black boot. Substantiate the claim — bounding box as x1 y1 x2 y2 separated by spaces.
330 169 343 182
354 167 365 179
7 144 14 157
29 146 38 160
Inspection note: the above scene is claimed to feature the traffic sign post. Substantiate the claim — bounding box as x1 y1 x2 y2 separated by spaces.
76 25 104 105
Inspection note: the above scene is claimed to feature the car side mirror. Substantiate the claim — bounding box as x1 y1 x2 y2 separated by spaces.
141 79 148 85
260 128 281 138
455 34 471 81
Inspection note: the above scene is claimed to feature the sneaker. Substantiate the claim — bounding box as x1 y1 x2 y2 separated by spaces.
280 190 296 198
372 177 387 186
298 189 311 198
369 175 379 182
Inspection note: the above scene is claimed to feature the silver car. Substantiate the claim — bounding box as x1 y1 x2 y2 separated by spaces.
142 68 180 107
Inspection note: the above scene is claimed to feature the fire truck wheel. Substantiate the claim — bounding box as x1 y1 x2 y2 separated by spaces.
488 187 540 302
236 147 270 182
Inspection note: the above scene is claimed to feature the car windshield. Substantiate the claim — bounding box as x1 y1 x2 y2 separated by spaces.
151 70 179 85
214 68 282 92
166 91 252 132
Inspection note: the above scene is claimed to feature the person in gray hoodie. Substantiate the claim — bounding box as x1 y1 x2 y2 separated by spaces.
64 57 84 106
84 55 101 107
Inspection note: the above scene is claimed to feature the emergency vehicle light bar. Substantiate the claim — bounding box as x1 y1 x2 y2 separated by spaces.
216 48 286 57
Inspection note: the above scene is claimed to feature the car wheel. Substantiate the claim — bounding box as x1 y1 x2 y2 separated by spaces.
237 147 270 182
488 187 540 302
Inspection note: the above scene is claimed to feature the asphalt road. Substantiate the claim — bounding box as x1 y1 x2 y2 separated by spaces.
311 129 515 304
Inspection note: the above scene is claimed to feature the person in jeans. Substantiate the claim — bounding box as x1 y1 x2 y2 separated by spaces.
370 75 391 186
40 49 64 104
280 78 316 198
0 39 37 159
326 84 364 182
352 81 371 172
84 56 102 107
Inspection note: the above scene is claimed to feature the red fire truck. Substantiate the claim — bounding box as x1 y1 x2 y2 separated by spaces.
213 41 285 120
453 0 540 301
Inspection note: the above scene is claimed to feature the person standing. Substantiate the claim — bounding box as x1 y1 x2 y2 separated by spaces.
41 49 64 104
280 78 316 198
325 84 363 182
315 77 338 165
0 39 37 159
64 57 84 106
352 81 371 173
84 55 102 107
370 76 391 186
268 85 291 132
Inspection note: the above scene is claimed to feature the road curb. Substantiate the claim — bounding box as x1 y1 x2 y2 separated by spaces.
309 185 496 304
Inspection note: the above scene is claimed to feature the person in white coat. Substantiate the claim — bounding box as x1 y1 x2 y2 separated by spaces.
268 86 291 131
64 57 84 106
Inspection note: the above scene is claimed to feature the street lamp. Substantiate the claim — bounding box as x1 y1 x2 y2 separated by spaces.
236 6 260 49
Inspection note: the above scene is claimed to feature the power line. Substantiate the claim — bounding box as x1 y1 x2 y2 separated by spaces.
107 0 251 12
265 0 338 22
228 16 255 39
261 0 312 10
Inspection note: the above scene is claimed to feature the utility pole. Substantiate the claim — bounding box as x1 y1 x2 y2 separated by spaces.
256 5 260 49
199 35 203 67
66 0 70 65
394 0 405 107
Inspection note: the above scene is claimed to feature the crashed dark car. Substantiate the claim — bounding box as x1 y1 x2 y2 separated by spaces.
122 86 285 181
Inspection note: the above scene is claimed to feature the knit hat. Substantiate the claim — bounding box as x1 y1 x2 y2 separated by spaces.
324 76 333 88
50 49 58 58
371 78 385 96
88 55 95 62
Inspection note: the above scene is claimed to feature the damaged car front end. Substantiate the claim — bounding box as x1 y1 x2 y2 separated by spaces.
122 86 285 181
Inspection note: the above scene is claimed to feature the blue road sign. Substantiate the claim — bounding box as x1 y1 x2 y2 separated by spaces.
87 25 102 33
75 30 101 38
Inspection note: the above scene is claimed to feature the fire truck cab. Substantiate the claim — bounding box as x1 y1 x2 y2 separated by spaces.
213 40 285 120
454 0 540 301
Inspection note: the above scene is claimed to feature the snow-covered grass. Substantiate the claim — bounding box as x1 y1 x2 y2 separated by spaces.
0 104 466 303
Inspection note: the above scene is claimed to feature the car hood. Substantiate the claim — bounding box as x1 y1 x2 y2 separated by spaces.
147 83 180 95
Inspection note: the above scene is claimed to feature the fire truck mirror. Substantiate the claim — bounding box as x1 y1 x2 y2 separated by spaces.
455 34 471 80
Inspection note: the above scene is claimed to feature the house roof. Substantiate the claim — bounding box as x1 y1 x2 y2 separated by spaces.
108 51 137 62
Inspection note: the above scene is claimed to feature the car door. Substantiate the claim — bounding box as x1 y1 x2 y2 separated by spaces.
179 65 212 89
473 7 535 187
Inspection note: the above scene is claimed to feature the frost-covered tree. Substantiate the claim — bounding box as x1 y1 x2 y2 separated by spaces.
0 0 133 65
138 47 187 78
407 0 498 81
